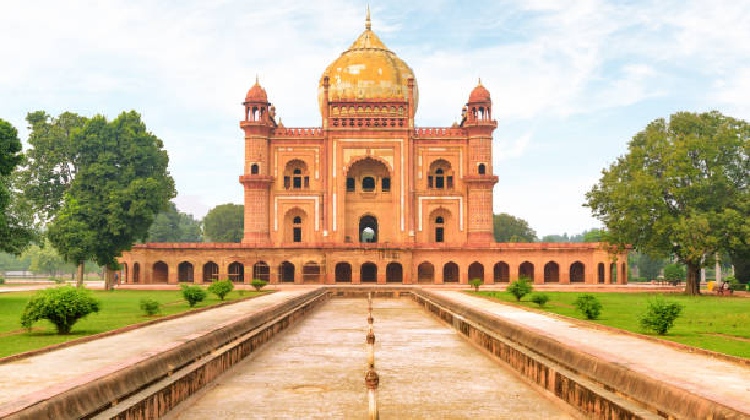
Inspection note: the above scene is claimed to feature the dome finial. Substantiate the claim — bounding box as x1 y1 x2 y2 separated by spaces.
255 74 260 85
478 77 482 86
365 4 371 30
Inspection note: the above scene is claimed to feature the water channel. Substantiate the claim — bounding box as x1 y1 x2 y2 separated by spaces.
165 298 580 419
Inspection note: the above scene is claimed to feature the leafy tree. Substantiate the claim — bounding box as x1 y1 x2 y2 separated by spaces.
0 118 34 253
728 244 750 285
663 263 686 283
630 252 665 281
586 111 750 295
20 238 72 278
207 279 234 300
203 203 244 242
20 286 100 334
41 111 176 289
147 201 203 242
493 213 537 242
507 277 533 301
582 228 606 242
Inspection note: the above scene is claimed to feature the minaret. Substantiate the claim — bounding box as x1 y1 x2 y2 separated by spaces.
239 77 275 243
463 79 499 243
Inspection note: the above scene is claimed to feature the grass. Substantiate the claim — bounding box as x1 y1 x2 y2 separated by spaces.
474 291 750 359
0 289 267 358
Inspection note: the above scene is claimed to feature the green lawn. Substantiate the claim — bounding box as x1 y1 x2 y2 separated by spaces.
0 289 267 358
474 291 750 359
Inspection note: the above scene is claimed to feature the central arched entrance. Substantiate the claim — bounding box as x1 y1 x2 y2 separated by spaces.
359 215 378 243
386 262 402 283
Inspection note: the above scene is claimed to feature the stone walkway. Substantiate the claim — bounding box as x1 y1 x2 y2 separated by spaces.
165 298 578 419
0 289 316 416
432 291 750 415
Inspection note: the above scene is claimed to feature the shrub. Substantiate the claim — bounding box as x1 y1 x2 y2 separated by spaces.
139 298 161 316
0 276 5 285
574 294 602 319
20 286 101 334
639 296 683 335
663 263 686 284
181 284 207 307
251 279 267 291
469 278 483 291
208 279 234 300
530 293 550 307
507 277 533 302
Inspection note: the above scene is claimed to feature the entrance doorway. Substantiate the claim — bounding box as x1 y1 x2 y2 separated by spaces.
359 215 378 243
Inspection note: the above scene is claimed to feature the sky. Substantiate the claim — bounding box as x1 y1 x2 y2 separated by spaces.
1 0 749 238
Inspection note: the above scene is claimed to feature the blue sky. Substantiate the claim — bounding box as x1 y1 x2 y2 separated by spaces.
2 0 749 238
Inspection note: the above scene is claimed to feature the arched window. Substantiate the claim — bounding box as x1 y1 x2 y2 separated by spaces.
428 160 454 190
362 176 376 192
478 163 486 175
250 163 259 174
435 216 445 243
293 216 302 242
283 160 310 190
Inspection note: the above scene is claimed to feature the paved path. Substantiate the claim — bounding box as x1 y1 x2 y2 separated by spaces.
165 298 578 419
432 291 750 414
0 289 316 415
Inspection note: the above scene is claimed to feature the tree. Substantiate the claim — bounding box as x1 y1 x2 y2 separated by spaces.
208 279 234 300
630 252 665 281
582 228 606 242
0 118 34 253
43 111 175 289
203 203 244 242
586 112 750 295
20 238 72 278
147 201 203 242
493 213 537 242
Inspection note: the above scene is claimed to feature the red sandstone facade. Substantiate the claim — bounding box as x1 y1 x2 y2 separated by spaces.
119 15 627 286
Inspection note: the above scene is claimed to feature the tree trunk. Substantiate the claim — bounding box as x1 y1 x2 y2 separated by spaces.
103 266 115 291
76 262 84 287
684 262 701 295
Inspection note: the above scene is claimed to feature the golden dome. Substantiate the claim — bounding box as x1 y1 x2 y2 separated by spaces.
318 10 418 115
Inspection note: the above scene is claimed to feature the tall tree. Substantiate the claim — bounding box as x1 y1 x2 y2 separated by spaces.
44 111 175 288
147 201 203 242
0 118 34 253
586 111 750 295
493 213 537 242
21 238 72 278
203 203 244 242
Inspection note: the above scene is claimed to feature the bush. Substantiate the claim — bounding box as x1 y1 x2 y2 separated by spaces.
507 277 533 302
530 293 550 307
139 298 161 316
20 286 101 334
574 294 602 319
0 276 5 285
208 279 234 300
181 284 207 307
639 296 683 335
251 279 267 291
469 278 483 291
663 263 686 284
